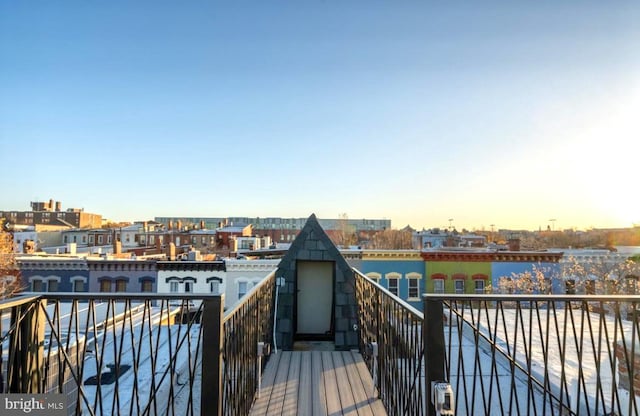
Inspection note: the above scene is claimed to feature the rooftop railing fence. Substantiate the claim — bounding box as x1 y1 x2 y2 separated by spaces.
3 270 639 416
355 268 640 416
426 294 640 416
0 270 276 416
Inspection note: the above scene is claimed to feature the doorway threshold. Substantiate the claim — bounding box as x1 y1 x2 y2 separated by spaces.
292 341 335 351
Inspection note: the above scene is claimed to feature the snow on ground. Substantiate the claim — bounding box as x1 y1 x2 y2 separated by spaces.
445 305 640 415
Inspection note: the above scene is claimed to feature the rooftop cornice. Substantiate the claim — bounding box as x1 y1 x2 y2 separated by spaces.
421 250 564 263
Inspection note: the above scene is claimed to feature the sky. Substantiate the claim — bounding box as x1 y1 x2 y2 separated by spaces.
1 1 639 231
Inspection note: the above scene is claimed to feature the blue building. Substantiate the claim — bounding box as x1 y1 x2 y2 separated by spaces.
358 250 425 310
491 251 563 293
18 256 90 292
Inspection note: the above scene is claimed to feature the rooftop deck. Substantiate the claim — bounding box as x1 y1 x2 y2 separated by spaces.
249 350 386 416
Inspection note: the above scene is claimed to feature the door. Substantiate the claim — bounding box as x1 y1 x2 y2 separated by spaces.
296 261 333 336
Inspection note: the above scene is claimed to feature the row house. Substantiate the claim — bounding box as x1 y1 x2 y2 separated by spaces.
156 261 227 300
19 256 89 292
87 259 157 293
358 250 425 310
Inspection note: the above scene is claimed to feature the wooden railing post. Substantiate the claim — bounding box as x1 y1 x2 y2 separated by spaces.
424 297 446 416
202 295 224 416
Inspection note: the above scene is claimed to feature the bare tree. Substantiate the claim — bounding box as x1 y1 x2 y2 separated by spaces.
369 228 413 249
0 225 23 298
330 213 357 249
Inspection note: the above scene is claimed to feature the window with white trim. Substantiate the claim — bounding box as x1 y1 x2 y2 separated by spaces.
170 282 179 293
455 280 464 294
48 279 59 292
406 272 422 300
408 278 419 299
210 281 220 294
474 280 485 294
32 279 44 292
72 279 85 292
385 273 401 296
366 273 381 284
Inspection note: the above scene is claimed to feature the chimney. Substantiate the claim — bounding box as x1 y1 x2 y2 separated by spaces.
177 220 182 231
55 201 62 212
114 240 122 255
167 242 176 261
49 198 54 211
200 220 205 229
168 220 173 230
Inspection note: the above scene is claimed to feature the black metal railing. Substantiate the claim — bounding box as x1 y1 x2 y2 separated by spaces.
0 274 276 416
424 294 640 416
221 271 276 416
354 269 425 416
1 293 218 415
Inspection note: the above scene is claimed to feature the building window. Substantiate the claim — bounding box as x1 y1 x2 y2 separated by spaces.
366 273 381 284
82 236 87 243
388 278 399 296
455 280 464 294
115 279 127 292
238 281 248 299
585 280 596 295
434 279 444 294
89 235 94 244
100 280 111 292
170 282 179 293
141 280 153 292
408 278 420 299
32 279 44 292
210 281 219 294
385 272 401 297
474 280 485 294
98 235 103 244
63 236 68 243
48 280 59 292
73 279 84 292
184 281 193 293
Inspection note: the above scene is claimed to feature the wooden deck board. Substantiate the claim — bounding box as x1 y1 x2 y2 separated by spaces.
250 349 282 416
311 351 328 416
249 350 387 416
298 351 313 416
351 352 387 415
282 350 301 415
342 351 374 416
322 351 343 415
265 351 291 415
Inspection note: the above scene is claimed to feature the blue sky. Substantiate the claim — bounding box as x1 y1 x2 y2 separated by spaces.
1 1 638 231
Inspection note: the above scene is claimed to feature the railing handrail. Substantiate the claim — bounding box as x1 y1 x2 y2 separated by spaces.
354 267 424 319
424 293 640 301
0 294 41 310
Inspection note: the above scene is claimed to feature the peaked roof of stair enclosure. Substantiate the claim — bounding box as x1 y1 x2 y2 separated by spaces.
274 213 359 351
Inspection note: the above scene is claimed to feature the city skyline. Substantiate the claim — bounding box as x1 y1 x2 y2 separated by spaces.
1 1 638 231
